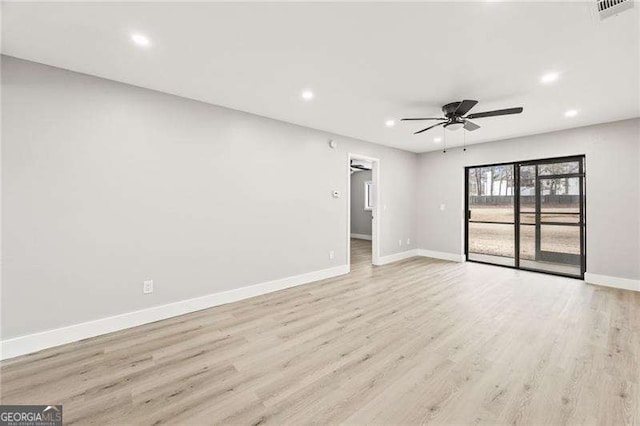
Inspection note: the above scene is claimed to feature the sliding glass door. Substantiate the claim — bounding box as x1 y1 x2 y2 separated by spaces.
466 156 585 278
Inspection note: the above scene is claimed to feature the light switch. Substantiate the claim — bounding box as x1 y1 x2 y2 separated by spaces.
332 190 340 198
440 204 446 211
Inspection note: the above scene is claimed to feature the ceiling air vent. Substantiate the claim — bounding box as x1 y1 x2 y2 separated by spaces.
597 0 634 20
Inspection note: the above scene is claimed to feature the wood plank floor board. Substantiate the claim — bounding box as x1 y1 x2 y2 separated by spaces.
1 238 638 425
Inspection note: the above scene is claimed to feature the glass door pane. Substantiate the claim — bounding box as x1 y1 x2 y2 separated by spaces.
468 223 515 266
467 165 515 267
518 164 537 265
537 161 580 175
519 163 584 277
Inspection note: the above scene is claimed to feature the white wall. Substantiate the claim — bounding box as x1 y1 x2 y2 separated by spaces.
416 118 640 281
1 56 418 339
2 55 638 351
350 170 372 236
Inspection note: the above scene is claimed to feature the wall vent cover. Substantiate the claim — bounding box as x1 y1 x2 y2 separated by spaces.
597 0 634 20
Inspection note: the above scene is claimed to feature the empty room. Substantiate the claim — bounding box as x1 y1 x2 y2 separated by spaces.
1 2 639 425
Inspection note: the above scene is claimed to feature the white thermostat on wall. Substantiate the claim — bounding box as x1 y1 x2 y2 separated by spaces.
332 190 340 198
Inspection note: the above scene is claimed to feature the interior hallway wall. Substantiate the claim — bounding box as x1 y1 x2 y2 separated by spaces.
350 170 372 237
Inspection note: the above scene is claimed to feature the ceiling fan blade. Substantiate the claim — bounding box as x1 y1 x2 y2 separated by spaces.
466 107 523 119
414 122 445 134
401 117 446 121
463 120 480 131
454 99 478 116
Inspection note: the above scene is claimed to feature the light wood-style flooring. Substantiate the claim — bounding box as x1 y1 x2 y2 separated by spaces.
1 239 638 425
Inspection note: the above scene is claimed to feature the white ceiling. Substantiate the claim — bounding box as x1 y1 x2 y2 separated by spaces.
2 2 639 153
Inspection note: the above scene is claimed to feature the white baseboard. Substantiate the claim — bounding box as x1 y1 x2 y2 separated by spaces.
350 233 372 241
374 249 420 266
0 264 349 361
373 248 465 266
418 249 466 263
584 272 640 292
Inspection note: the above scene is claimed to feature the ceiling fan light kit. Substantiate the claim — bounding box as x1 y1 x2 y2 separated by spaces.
444 121 464 131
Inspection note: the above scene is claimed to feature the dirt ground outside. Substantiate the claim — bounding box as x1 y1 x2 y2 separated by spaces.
469 206 580 258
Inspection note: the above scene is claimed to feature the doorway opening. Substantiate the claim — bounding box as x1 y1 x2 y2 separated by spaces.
465 155 586 278
348 153 380 270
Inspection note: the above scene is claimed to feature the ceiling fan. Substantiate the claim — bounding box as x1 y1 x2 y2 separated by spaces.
350 159 372 174
401 100 523 134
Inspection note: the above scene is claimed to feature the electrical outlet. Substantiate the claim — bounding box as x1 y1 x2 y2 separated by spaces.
329 250 335 260
143 280 153 294
407 238 411 245
398 239 402 247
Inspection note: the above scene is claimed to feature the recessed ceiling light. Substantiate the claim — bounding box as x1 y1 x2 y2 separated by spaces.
131 33 151 47
385 119 395 128
301 90 314 101
565 109 578 117
540 72 559 84
434 137 442 143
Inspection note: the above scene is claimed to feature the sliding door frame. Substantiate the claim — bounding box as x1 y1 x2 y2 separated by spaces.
464 154 586 280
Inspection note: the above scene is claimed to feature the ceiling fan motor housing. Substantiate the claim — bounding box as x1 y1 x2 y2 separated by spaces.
442 102 462 118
